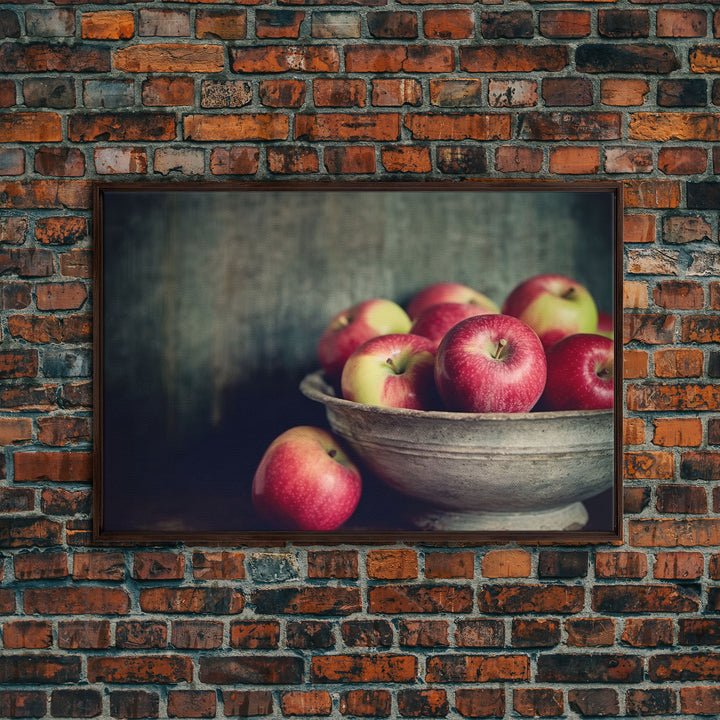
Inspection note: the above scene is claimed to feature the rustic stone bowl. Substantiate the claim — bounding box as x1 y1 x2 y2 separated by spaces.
300 371 614 532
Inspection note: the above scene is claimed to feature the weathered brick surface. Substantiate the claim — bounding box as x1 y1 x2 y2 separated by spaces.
1 5 718 717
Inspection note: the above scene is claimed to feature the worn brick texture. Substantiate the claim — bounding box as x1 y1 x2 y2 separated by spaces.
2 0 720 717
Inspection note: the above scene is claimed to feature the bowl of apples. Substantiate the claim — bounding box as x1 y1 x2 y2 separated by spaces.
300 278 616 533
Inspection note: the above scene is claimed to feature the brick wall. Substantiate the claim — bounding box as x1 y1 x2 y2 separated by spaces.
1 0 720 717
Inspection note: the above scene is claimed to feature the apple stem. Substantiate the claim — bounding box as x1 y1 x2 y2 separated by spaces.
597 364 613 380
492 338 508 361
327 448 337 459
386 357 401 374
562 287 576 300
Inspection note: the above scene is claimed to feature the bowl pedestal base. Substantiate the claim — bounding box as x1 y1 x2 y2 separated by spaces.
408 501 589 532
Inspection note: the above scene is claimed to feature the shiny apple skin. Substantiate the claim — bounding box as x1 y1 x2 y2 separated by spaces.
539 333 614 411
317 299 412 382
341 333 437 410
252 426 362 531
407 282 499 320
501 273 598 349
435 314 547 413
410 301 497 351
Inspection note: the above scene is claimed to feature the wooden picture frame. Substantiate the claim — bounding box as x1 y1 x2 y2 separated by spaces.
93 180 623 545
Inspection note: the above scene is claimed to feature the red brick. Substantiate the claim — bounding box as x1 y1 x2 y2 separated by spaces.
140 587 244 614
114 43 222 73
595 551 647 579
88 656 193 684
652 417 702 447
399 619 449 647
311 655 416 683
340 690 391 717
255 10 302 38
424 551 474 579
371 78 422 107
653 280 703 309
36 281 88 311
345 44 452 73
60 249 92 277
314 78 365 107
0 590 15 614
324 145 375 174
495 146 543 173
624 450 674 479
230 621 280 649
221 691 273 717
455 688 505 718
35 216 87 246
297 113 399 141
34 147 85 178
680 686 720 714
69 113 176 142
630 518 720 547
81 10 134 39
405 113 509 140
185 114 288 141
657 9 707 37
654 551 704 580
258 79 306 107
539 10 590 38
488 79 537 108
626 688 676 716
167 691 216 718
460 45 567 72
195 9 246 39
209 147 259 175
604 147 653 174
543 77 593 106
116 621 168 650
14 451 92 483
397 689 448 718
252 586 359 615
511 619 561 648
518 111 621 141
37 416 90 446
192 551 245 580
0 180 91 211
537 654 643 684
0 691 47 718
478 585 584 614
368 585 472 614
14 551 68 580
56 621 109 650
3 620 52 649
0 415 32 445
171 621 223 650
142 77 195 107
659 146 707 175
381 145 431 173
231 45 339 73
0 112 61 142
0 350 37 379
565 618 615 647
0 80 15 108
0 216 28 245
423 9 474 38
280 691 332 717
286 620 334 649
25 587 130 615
200 656 298 685
549 146 599 174
0 487 34 514
426 655 529 683
624 350 648 379
513 689 563 718
657 483 708 513
602 78 649 106
430 79 482 107
307 550 358 579
653 348 703 378
0 656 81 684
481 549 531 578
455 619 504 648
367 11 417 38
622 618 673 648
110 690 159 719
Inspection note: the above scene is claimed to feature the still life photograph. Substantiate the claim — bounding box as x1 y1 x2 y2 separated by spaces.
93 180 622 544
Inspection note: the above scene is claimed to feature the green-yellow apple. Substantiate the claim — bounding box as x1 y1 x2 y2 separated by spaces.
539 333 614 411
252 426 362 531
501 274 599 349
406 282 499 320
434 314 547 413
410 301 498 351
318 299 412 382
341 333 437 410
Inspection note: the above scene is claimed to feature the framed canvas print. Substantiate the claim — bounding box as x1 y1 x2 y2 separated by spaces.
93 180 623 544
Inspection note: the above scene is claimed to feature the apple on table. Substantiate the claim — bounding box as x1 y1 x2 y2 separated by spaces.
341 333 437 410
539 333 614 411
317 298 411 382
434 313 547 413
502 274 598 349
252 426 362 531
407 282 499 320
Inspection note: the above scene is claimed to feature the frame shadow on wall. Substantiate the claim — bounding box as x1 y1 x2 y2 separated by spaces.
93 180 623 545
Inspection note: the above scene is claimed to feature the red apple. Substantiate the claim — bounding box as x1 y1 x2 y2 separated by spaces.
341 333 437 410
252 426 362 531
597 310 614 339
539 333 614 411
407 282 499 320
410 301 497 351
318 299 412 382
501 274 598 349
435 314 547 413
